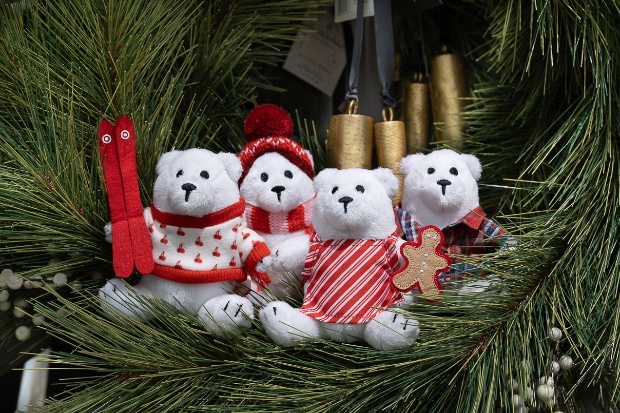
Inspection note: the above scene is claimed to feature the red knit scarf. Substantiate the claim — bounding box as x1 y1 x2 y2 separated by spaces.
245 197 314 234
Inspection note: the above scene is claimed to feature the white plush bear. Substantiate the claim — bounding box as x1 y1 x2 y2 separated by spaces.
99 148 271 336
398 149 513 285
259 168 421 351
238 104 315 301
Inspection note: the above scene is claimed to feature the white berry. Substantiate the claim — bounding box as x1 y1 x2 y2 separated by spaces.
32 313 45 326
0 268 13 288
0 301 11 311
15 325 31 341
0 290 9 302
512 394 523 408
559 355 573 370
53 273 68 286
552 361 560 374
548 327 563 342
539 376 555 387
13 307 26 318
536 384 554 401
508 378 518 391
7 274 23 290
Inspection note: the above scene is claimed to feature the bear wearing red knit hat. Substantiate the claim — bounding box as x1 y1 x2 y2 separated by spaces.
238 104 315 302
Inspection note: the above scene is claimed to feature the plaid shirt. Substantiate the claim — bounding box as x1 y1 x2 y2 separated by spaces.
396 206 512 281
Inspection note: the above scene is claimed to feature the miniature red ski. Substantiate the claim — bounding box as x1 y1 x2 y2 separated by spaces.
114 117 155 275
98 119 134 278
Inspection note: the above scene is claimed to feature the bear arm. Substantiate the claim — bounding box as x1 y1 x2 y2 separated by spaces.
390 237 408 272
300 241 321 281
245 241 271 286
237 226 271 284
143 207 153 228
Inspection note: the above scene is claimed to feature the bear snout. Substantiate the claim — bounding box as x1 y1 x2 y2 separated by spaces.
271 185 286 202
338 196 353 213
181 182 197 202
436 179 452 196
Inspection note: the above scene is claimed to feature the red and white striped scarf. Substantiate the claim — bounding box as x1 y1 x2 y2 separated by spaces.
245 197 314 235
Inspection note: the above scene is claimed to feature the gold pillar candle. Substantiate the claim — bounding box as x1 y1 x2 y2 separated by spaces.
404 74 431 154
429 48 471 150
327 102 374 169
374 108 406 204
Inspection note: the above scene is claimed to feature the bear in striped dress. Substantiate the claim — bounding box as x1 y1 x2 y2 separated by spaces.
258 167 420 350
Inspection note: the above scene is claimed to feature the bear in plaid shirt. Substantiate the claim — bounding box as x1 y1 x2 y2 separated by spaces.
399 149 515 283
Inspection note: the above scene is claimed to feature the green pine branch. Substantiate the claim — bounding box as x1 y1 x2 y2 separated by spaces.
1 0 619 412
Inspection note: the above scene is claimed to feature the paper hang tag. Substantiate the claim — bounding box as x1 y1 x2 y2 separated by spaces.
335 0 443 23
390 226 451 300
334 0 375 23
283 8 346 96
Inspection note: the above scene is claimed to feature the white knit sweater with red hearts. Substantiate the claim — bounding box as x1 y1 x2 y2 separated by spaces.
144 199 270 285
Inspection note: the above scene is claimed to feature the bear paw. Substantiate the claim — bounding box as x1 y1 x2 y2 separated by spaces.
364 311 419 351
255 254 279 274
98 278 153 321
198 294 254 337
258 301 322 347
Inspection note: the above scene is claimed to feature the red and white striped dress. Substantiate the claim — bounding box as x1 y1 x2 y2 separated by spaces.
299 232 403 324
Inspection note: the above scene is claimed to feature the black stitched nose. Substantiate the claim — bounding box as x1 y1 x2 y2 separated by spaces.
437 179 451 195
181 183 197 202
338 196 353 213
271 185 285 202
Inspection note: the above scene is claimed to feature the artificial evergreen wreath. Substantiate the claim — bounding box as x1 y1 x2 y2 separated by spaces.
0 1 618 412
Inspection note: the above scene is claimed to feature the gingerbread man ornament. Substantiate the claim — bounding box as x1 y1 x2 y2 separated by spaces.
391 226 451 298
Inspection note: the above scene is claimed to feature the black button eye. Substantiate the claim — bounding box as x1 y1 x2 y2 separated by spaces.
449 167 458 176
261 173 268 182
284 170 293 179
200 170 209 179
355 185 365 193
176 170 184 178
332 186 338 194
427 167 435 174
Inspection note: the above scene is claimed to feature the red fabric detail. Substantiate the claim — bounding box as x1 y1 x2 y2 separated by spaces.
442 206 502 256
99 119 134 278
238 106 314 184
238 137 314 184
248 206 271 233
462 205 486 230
244 241 271 287
245 197 314 234
115 117 154 275
151 264 247 284
243 104 294 142
150 199 246 229
111 220 133 278
299 233 403 324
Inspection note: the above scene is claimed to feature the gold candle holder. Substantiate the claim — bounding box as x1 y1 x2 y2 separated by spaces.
327 101 374 169
429 47 471 150
374 107 406 204
404 73 431 154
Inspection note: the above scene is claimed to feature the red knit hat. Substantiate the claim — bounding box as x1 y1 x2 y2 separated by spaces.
238 104 314 184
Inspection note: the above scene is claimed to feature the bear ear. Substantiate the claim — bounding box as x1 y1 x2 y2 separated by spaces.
313 168 338 192
399 153 426 176
371 168 399 198
461 154 482 181
304 150 315 169
156 150 180 176
217 152 243 182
